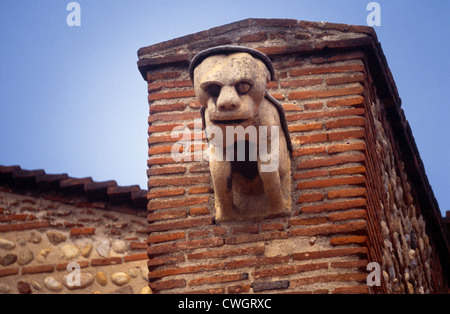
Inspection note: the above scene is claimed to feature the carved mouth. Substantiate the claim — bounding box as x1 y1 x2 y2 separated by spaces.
211 119 248 125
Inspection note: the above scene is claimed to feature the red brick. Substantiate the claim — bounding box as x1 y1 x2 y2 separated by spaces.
269 93 285 100
287 107 364 122
328 129 365 141
148 134 188 145
225 231 288 245
148 112 201 123
150 279 186 292
148 255 185 268
327 209 367 222
290 64 364 77
148 188 185 200
91 257 122 266
187 246 265 260
148 238 223 257
148 232 185 244
253 18 298 27
0 267 19 277
297 193 326 203
148 196 208 211
188 230 210 239
328 188 366 199
151 155 187 167
147 209 187 222
189 100 202 109
124 253 148 262
297 176 366 190
327 96 364 107
232 225 259 234
288 85 364 101
301 198 366 213
55 261 89 271
288 122 323 132
149 102 187 114
292 146 327 157
147 166 186 176
261 223 285 231
326 117 365 129
226 256 289 269
239 31 267 43
70 228 95 237
304 102 324 110
253 262 328 279
297 154 365 169
0 221 49 232
148 89 195 101
148 217 213 233
289 217 328 226
280 78 322 88
228 284 251 294
292 133 328 145
290 220 367 237
330 236 368 246
148 123 183 133
327 142 366 154
329 166 366 176
282 104 303 112
325 74 365 85
22 265 55 275
0 214 30 222
189 273 249 286
188 187 212 194
268 82 278 90
188 287 225 294
147 71 181 82
292 247 368 261
293 170 328 180
291 273 367 288
257 44 313 57
130 242 148 250
332 285 369 294
148 262 225 279
213 227 227 236
148 176 209 188
330 260 368 269
189 207 210 216
148 146 178 156
148 80 192 92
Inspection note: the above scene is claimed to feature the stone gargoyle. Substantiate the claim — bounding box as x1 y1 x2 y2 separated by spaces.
189 45 292 221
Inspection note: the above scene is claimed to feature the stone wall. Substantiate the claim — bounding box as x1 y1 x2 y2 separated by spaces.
138 18 448 294
0 188 150 294
363 88 445 293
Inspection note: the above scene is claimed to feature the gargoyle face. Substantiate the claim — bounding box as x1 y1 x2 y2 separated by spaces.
193 52 270 128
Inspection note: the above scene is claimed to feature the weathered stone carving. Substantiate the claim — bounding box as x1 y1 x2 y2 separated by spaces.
190 46 292 221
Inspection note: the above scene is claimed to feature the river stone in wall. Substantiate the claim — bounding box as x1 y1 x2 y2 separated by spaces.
0 238 15 250
63 273 95 290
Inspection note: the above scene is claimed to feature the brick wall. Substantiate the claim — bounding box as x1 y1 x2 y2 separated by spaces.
140 19 448 294
0 167 150 294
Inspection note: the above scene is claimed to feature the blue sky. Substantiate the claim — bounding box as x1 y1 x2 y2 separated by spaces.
0 1 448 215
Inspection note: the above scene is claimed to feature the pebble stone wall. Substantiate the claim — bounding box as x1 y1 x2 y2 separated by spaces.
0 188 150 294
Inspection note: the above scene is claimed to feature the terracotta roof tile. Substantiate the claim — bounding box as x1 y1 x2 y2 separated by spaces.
0 165 148 211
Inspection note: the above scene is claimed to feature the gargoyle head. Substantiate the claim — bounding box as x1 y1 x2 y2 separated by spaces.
190 46 276 129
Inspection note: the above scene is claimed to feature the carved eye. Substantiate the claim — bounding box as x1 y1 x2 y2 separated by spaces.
205 84 221 98
235 82 252 95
